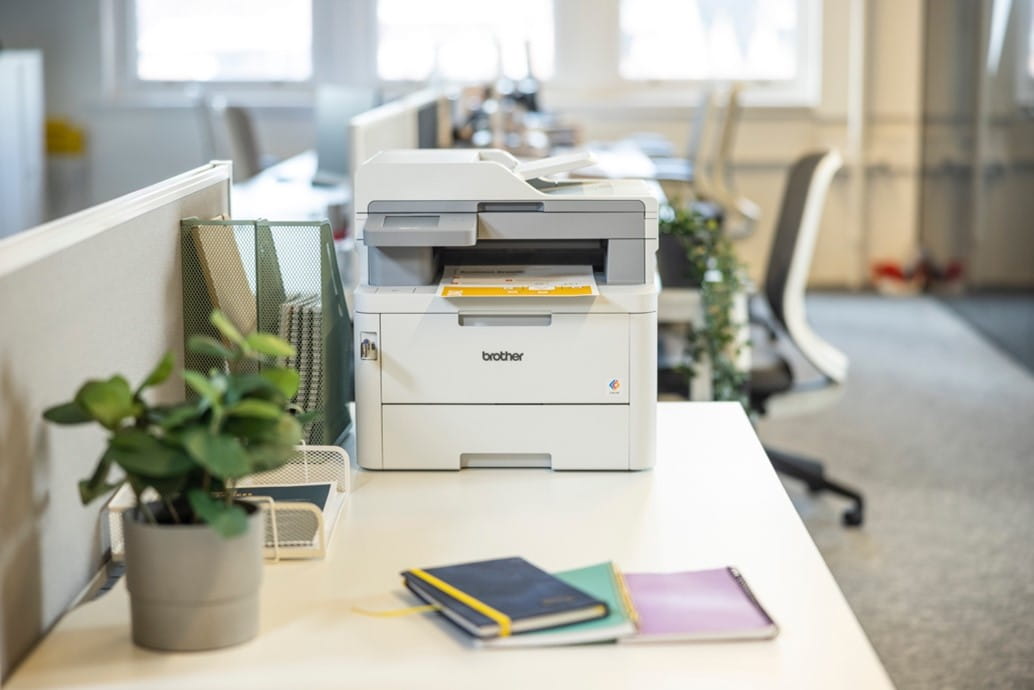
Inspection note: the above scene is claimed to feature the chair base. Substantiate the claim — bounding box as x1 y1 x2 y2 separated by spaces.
766 447 865 527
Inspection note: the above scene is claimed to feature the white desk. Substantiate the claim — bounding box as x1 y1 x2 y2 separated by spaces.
7 403 892 690
231 151 350 228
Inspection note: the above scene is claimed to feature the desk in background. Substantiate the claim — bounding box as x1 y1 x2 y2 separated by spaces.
232 151 350 232
7 403 892 690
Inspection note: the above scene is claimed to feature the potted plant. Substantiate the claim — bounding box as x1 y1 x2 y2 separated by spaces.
42 310 306 651
659 202 748 405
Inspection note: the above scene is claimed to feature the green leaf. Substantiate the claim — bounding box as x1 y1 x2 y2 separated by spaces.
153 402 205 430
259 367 300 399
247 442 298 472
224 374 282 406
245 332 295 358
187 335 235 361
108 428 194 478
77 452 117 505
183 370 220 403
209 310 246 349
187 489 248 538
74 376 137 429
292 409 323 426
138 352 174 391
42 401 93 425
226 399 282 420
78 478 123 504
180 428 252 479
263 412 303 447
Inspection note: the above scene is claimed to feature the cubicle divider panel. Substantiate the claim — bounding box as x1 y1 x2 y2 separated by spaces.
0 163 231 682
180 219 352 445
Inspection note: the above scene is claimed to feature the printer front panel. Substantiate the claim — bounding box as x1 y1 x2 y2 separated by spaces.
380 312 630 405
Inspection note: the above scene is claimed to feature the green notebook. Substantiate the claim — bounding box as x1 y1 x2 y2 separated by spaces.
480 562 637 648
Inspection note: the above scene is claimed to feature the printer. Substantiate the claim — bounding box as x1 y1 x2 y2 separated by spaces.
352 149 658 470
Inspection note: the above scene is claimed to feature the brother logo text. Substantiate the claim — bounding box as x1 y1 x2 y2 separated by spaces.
482 351 524 362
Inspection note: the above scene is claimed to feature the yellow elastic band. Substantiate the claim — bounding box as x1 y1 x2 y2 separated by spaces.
611 564 639 626
352 604 440 618
408 568 513 637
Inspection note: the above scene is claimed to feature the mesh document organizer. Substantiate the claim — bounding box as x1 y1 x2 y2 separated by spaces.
106 446 350 561
180 218 352 444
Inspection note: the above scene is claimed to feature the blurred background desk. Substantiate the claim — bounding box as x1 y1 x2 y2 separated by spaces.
231 150 350 231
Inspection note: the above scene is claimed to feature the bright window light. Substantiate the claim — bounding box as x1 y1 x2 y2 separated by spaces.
620 0 799 81
377 0 554 82
134 0 312 82
1028 3 1034 78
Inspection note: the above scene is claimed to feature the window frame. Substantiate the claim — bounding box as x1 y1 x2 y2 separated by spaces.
102 0 376 107
372 0 821 109
546 0 821 110
106 0 821 110
1016 0 1034 107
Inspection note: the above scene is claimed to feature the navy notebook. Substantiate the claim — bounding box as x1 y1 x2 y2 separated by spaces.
402 557 608 639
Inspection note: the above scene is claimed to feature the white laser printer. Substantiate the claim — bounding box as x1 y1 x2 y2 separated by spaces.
352 149 658 470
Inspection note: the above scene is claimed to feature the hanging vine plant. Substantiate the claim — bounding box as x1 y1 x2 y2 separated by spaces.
658 202 749 408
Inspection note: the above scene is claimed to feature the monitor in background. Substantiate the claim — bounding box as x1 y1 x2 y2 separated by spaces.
417 100 439 149
313 85 376 187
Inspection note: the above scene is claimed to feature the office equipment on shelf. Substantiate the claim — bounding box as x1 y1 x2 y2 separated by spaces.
748 149 865 527
482 562 637 648
620 567 778 643
181 218 352 445
106 446 350 561
352 148 658 470
313 85 377 187
402 557 609 640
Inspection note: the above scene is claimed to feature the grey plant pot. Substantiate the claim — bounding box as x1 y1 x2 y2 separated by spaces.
123 503 264 652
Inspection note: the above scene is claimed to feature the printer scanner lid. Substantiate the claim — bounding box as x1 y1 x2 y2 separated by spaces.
354 149 659 215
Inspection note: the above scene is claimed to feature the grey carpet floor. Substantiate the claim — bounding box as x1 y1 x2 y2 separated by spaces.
756 294 1034 690
940 292 1034 374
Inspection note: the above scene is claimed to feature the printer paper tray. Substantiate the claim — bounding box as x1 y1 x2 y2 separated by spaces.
378 404 630 470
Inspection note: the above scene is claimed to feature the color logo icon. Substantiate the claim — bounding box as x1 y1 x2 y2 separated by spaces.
608 378 621 392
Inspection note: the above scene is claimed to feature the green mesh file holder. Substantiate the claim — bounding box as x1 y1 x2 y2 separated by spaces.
180 218 352 445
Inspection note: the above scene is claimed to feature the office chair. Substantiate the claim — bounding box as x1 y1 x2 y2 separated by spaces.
750 149 865 527
648 86 716 185
705 84 760 240
205 98 268 183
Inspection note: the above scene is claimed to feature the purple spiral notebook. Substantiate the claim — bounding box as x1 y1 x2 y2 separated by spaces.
620 567 778 642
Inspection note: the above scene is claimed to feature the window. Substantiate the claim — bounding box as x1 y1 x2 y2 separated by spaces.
121 0 312 85
376 0 554 82
1017 0 1034 106
620 0 800 81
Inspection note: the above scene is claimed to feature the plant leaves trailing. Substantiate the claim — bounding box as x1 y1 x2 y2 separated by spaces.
659 203 748 409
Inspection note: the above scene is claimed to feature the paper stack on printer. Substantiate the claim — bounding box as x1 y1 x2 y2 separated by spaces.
400 556 778 647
